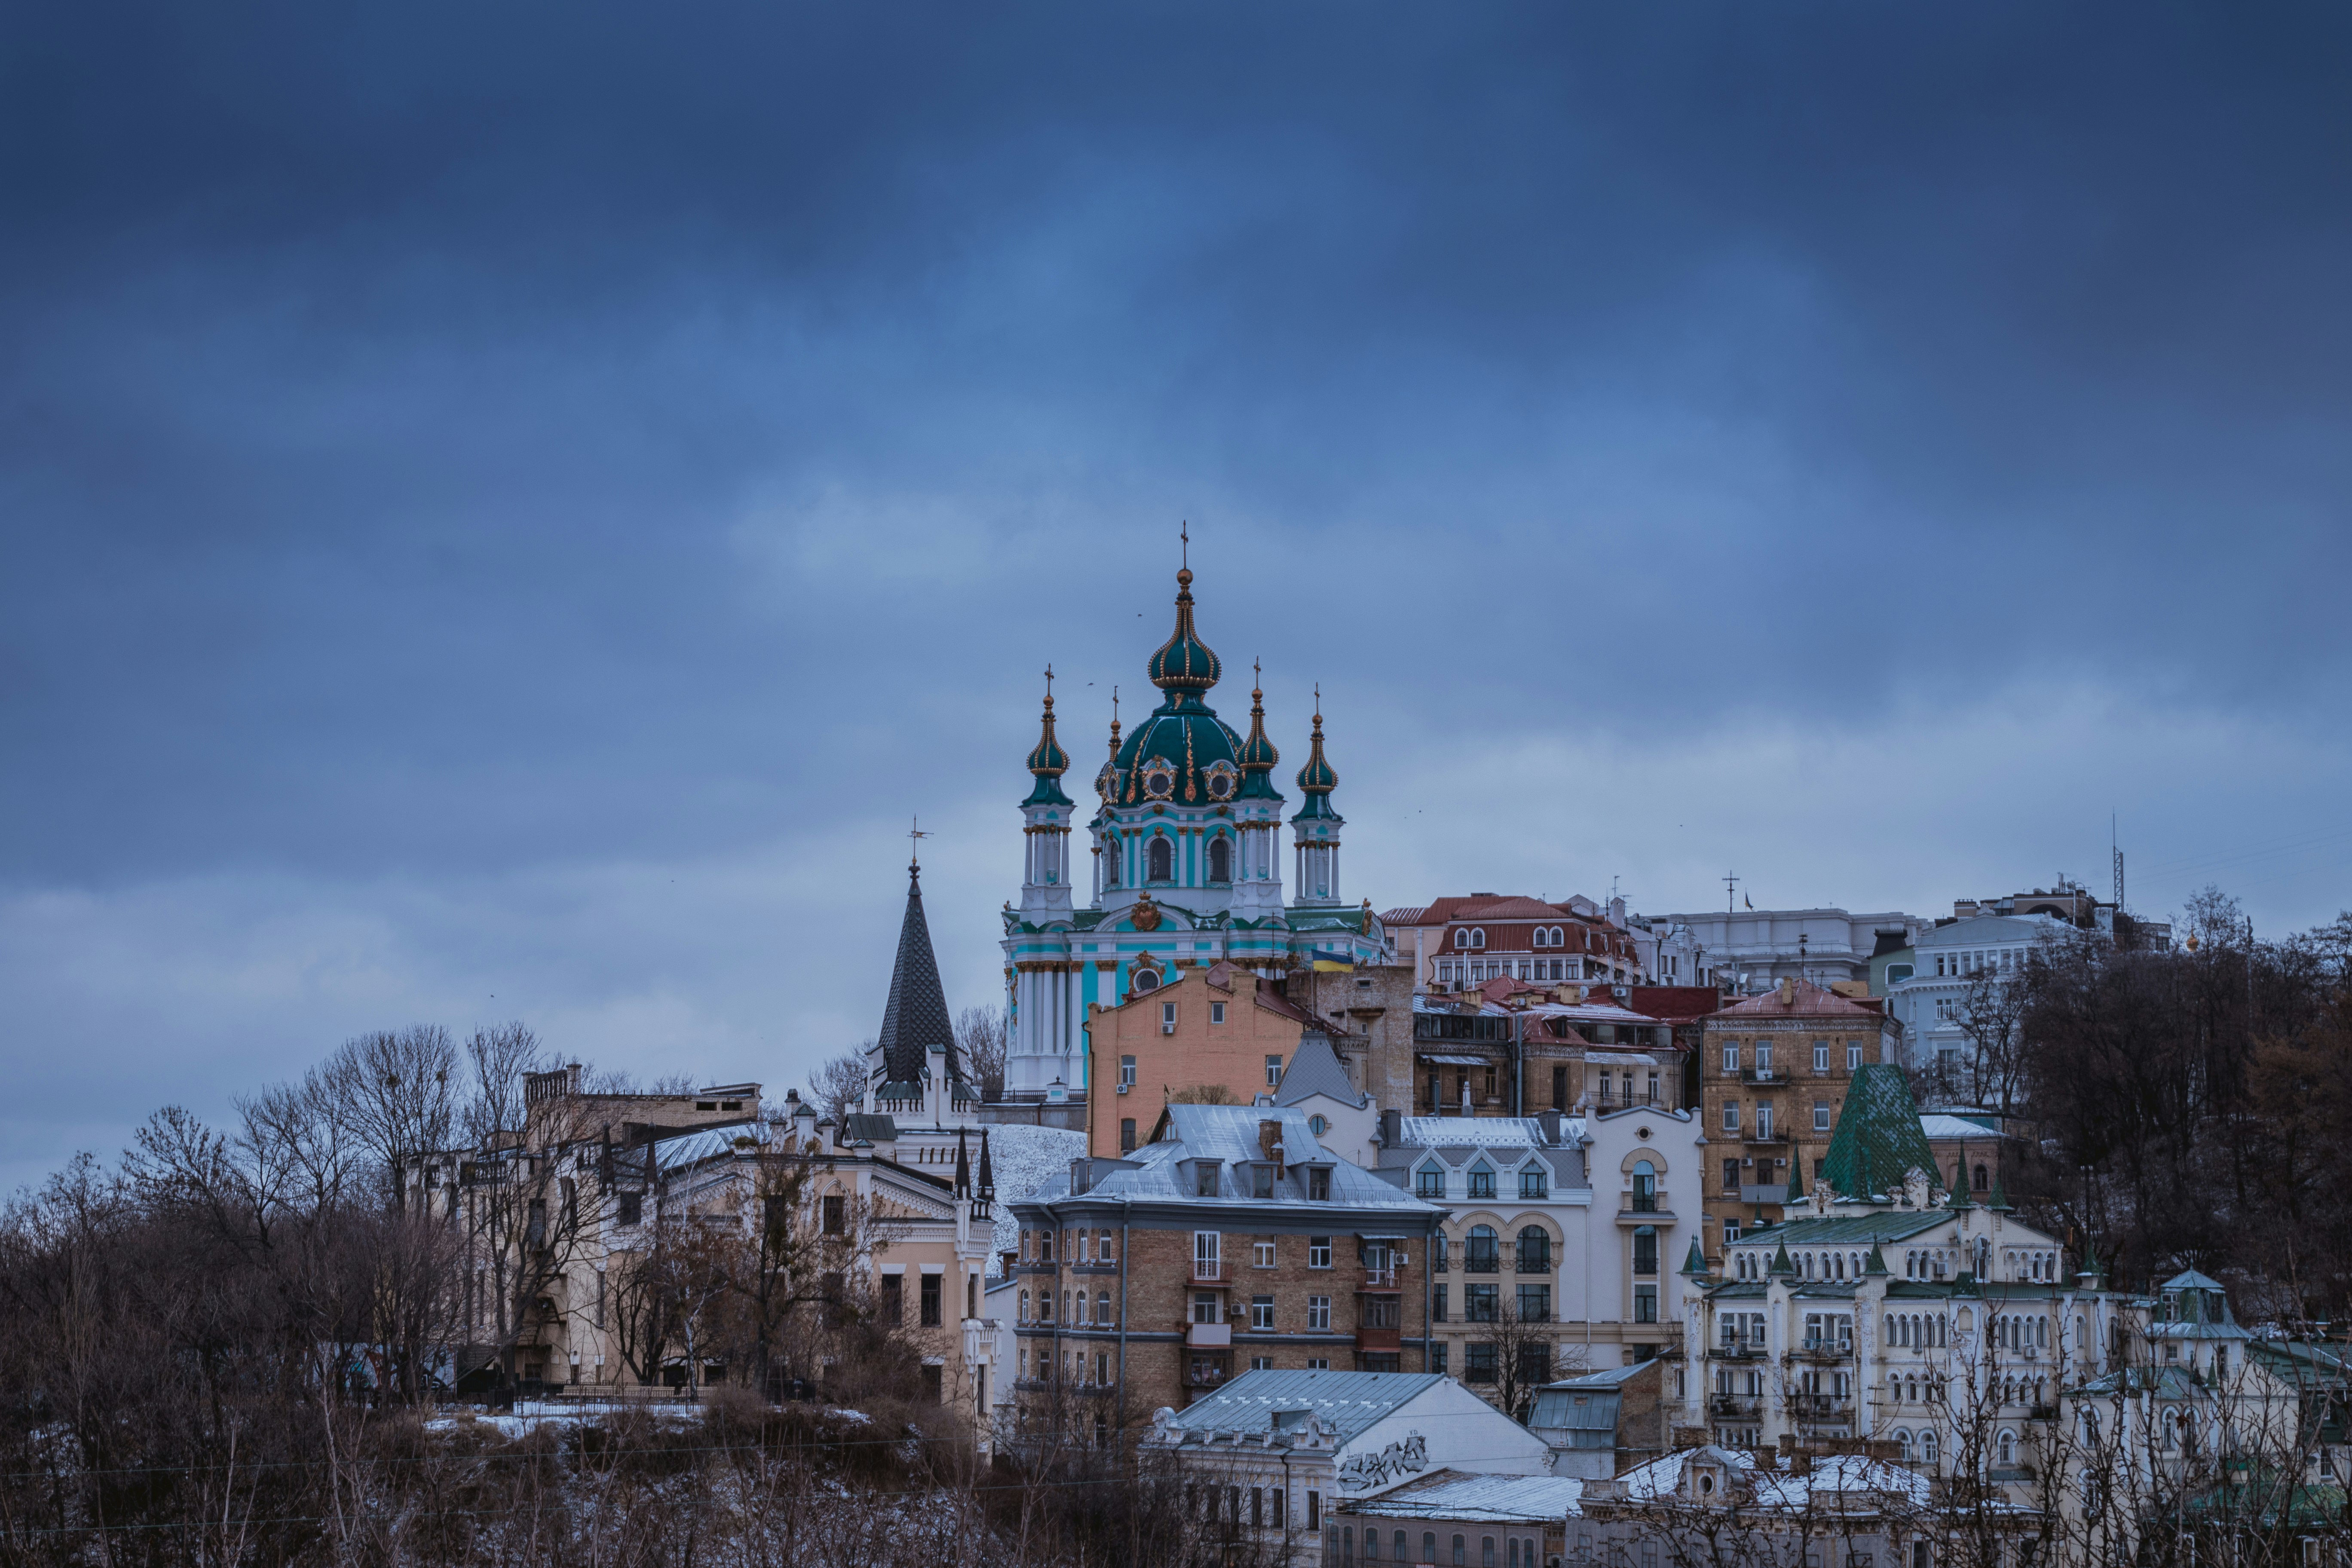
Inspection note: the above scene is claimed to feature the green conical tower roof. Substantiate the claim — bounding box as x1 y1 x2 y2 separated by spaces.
1784 1155 1807 1206
1947 1161 1975 1211
1819 1065 1942 1200
1863 1242 1890 1277
1770 1240 1797 1277
1986 1177 2012 1212
1682 1236 1710 1277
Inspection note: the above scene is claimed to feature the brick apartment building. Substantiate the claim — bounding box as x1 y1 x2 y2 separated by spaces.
1007 1103 1445 1436
1698 977 1901 1261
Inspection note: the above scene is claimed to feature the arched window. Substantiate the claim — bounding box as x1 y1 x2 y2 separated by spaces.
1482 1537 1497 1568
1466 1226 1500 1273
1470 928 1487 949
1208 836 1232 883
1020 1290 1031 1322
1454 929 1470 949
1105 839 1121 888
1453 1535 1467 1567
1973 1164 1989 1191
1921 1430 1939 1464
1631 1160 1657 1210
1516 1226 1551 1273
1425 1533 1438 1565
1996 1429 2014 1466
1893 1429 1912 1461
1147 836 1174 882
1395 1532 1409 1562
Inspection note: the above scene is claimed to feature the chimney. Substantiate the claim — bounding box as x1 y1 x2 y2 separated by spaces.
1380 1108 1402 1150
1778 977 1795 1005
1539 1107 1562 1145
1258 1119 1282 1162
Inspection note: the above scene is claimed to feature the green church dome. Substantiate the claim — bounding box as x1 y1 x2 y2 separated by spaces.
1147 567 1222 693
1022 675 1074 808
1291 694 1338 819
1106 570 1248 807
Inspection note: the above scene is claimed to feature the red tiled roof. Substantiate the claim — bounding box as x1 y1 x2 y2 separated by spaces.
1710 979 1886 1021
1627 986 1722 1022
1380 906 1432 926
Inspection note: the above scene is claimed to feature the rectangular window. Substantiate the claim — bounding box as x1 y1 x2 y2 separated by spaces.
1120 1055 1136 1087
920 1274 942 1326
1635 1285 1658 1323
1252 1295 1275 1330
1254 1239 1277 1268
1417 1167 1444 1198
1195 1231 1220 1276
1467 1168 1495 1199
1429 1341 1449 1375
1193 1291 1221 1325
1250 1356 1273 1372
1162 1001 1177 1029
1306 1357 1329 1370
1197 1164 1219 1197
1120 1118 1137 1153
1756 1104 1773 1139
1553 1065 1568 1108
1308 1168 1331 1201
1267 1054 1285 1086
1722 1042 1740 1072
1848 1043 1864 1070
1756 1040 1773 1071
616 1191 642 1226
881 1274 903 1323
1307 1492 1321 1531
1308 1295 1332 1330
1813 1041 1830 1072
822 1194 845 1235
1722 1102 1741 1133
1517 1284 1551 1321
1433 1285 1449 1323
1814 1101 1831 1132
1211 1002 1227 1025
1466 1284 1498 1322
1309 1237 1332 1269
1464 1343 1498 1384
1723 1158 1740 1193
1519 1169 1547 1199
1253 1164 1274 1199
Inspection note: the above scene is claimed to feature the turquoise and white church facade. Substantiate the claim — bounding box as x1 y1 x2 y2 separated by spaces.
999 563 1391 1103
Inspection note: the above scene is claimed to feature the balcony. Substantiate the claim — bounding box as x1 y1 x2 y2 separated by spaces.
1716 1338 1767 1360
1356 1325 1402 1353
1191 1260 1228 1283
1363 1265 1399 1289
1185 1322 1232 1348
1792 1337 1853 1362
1616 1207 1678 1226
1786 1393 1853 1419
1744 1129 1788 1146
1183 1363 1232 1390
1709 1394 1762 1418
1740 1067 1779 1084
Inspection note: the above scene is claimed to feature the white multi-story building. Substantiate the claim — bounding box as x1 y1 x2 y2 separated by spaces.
1883 913 2070 1081
1663 907 1926 994
1375 1106 1701 1398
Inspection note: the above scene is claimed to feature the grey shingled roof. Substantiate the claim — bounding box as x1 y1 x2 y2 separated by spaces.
876 865 962 1091
1026 1104 1442 1213
1161 1369 1444 1445
1274 1033 1360 1107
1349 1472 1587 1522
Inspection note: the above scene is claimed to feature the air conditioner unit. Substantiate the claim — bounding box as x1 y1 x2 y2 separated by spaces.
1116 1084 1130 1094
1161 1021 1176 1035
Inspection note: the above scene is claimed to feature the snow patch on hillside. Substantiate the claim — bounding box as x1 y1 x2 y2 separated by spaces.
980 1124 1085 1271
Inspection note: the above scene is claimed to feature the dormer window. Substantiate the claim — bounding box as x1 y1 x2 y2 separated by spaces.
1196 1162 1221 1198
1468 1165 1496 1199
1417 1165 1446 1199
1453 928 1470 950
1308 1167 1332 1201
1252 1164 1274 1199
1470 928 1486 949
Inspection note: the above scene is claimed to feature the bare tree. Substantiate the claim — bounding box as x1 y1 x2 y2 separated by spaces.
812 1047 872 1123
1955 961 2031 1114
956 1004 1008 1102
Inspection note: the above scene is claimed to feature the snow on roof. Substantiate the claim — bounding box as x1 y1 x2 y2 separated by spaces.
978 1123 1086 1269
1350 1471 1587 1523
1161 1369 1444 1446
1919 1114 1999 1140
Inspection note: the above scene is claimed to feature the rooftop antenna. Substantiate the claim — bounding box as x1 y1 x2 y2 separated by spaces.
909 816 931 871
1180 519 1189 570
1723 870 1740 914
2111 812 2124 910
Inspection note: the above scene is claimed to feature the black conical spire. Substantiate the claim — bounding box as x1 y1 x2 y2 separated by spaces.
978 1128 995 1200
877 862 958 1090
954 1127 971 1196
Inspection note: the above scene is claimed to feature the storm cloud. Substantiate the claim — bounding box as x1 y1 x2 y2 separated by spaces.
4 1 2349 1190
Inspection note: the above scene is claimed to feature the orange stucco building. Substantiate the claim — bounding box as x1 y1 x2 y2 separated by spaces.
1086 962 1340 1158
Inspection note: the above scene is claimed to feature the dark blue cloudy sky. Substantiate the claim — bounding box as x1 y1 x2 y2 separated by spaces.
6 2 2350 1190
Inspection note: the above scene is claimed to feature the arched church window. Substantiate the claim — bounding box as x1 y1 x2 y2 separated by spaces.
1148 837 1173 882
1105 839 1121 888
1208 836 1232 883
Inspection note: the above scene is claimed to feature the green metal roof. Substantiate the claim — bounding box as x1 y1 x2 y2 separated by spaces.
1733 1211 1948 1247
1819 1065 1942 1200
